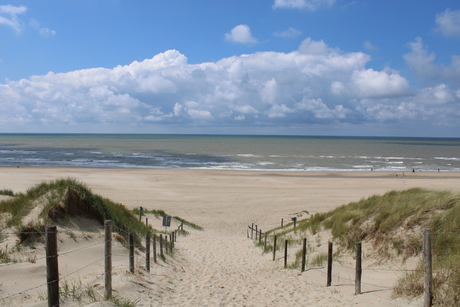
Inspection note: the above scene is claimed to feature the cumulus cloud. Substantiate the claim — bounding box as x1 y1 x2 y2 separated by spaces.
273 27 302 38
0 4 27 34
434 9 460 38
225 24 258 44
0 38 458 133
404 37 460 85
273 0 335 11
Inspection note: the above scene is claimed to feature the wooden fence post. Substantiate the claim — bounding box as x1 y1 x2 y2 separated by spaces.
129 233 134 273
259 230 262 244
273 236 277 261
255 225 258 240
423 228 432 307
160 234 164 258
146 231 151 272
104 220 112 300
355 242 362 295
301 238 307 272
281 218 284 227
153 234 157 264
46 225 59 307
251 223 254 239
327 241 333 287
284 239 288 268
264 233 267 250
165 236 169 255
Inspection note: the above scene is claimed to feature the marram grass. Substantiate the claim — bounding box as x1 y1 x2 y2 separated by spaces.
269 188 460 306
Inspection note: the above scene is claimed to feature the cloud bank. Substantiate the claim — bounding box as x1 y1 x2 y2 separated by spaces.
0 38 459 135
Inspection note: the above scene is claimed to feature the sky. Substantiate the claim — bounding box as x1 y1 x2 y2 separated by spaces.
0 0 460 137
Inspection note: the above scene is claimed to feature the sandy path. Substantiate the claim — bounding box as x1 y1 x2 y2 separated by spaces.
150 226 421 307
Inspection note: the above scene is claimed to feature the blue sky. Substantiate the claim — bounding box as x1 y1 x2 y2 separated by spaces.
1 0 460 137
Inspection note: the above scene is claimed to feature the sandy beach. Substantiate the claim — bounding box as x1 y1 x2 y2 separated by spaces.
1 167 460 306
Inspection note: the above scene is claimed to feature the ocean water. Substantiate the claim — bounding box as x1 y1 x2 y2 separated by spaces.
0 134 459 172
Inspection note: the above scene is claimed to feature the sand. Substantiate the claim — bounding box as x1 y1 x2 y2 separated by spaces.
1 167 460 306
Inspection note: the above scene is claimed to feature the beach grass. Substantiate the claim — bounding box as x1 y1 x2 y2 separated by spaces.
0 178 155 244
260 188 460 306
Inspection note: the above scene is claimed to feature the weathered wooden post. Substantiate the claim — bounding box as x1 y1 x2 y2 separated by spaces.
273 236 277 261
264 233 267 250
104 220 112 299
292 217 297 228
281 218 284 227
146 231 151 272
251 223 254 239
46 225 59 307
284 239 288 268
160 234 164 258
165 236 169 254
423 229 432 307
301 238 307 272
259 230 262 244
129 233 134 273
327 241 333 287
153 234 157 264
255 225 258 240
355 242 362 295
138 206 143 222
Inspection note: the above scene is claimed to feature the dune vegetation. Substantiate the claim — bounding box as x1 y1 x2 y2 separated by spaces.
0 178 198 247
262 188 460 306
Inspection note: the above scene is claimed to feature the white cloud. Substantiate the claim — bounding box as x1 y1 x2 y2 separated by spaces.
273 27 302 38
350 69 411 98
404 37 460 85
29 19 56 37
363 40 378 51
0 4 27 34
298 37 330 55
225 24 258 44
273 0 335 11
434 9 460 38
1 37 458 133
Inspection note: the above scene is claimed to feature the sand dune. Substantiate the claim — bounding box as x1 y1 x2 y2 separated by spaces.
1 167 460 306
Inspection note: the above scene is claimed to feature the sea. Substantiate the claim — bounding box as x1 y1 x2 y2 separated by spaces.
0 134 459 172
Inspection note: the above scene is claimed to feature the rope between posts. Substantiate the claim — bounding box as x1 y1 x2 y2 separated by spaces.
59 240 105 257
59 257 105 281
0 280 48 302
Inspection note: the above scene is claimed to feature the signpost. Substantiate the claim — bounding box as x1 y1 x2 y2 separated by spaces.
162 215 171 232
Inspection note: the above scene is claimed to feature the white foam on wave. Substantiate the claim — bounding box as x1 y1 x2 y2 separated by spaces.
435 157 460 161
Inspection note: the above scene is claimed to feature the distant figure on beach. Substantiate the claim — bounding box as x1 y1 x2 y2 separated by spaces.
412 169 415 172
